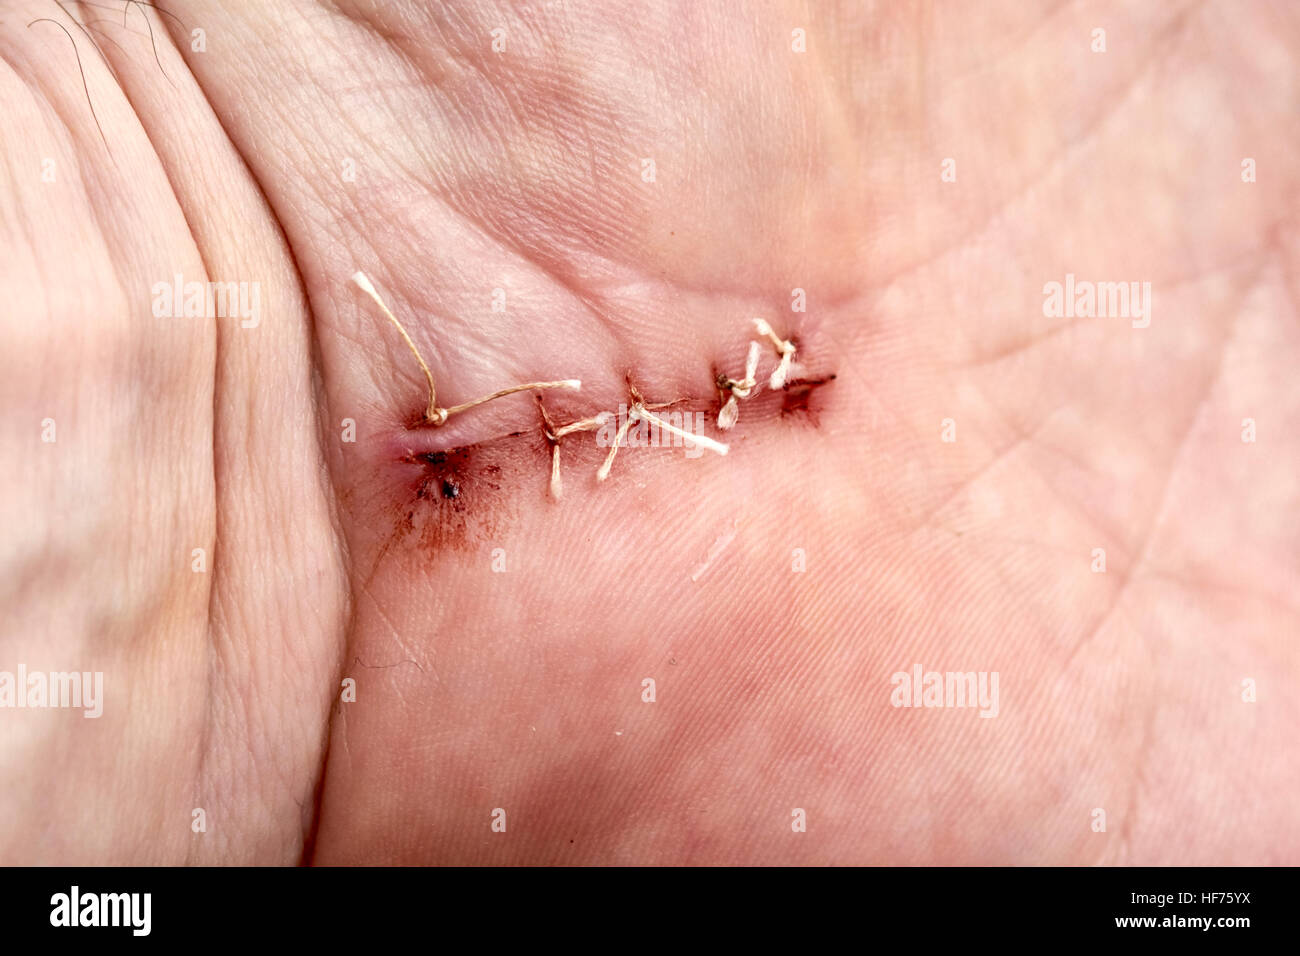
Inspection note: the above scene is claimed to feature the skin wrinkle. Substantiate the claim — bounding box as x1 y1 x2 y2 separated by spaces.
947 261 1268 561
921 373 1117 541
0 90 57 305
327 1 647 286
240 35 639 409
1141 567 1300 621
66 0 342 860
26 17 113 152
401 176 632 359
1114 672 1159 865
1061 294 1247 670
13 10 226 866
939 0 1075 85
865 5 1204 305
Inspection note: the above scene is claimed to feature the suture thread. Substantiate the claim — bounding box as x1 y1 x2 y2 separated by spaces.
354 269 809 490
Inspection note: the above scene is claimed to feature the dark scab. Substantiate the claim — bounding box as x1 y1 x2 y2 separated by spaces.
404 448 470 507
781 374 837 420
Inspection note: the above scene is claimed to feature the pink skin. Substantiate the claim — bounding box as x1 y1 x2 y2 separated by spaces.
0 0 1297 864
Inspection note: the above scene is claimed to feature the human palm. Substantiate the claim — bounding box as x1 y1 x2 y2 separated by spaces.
1 0 1296 864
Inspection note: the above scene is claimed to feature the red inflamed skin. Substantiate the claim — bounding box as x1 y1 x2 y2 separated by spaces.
0 0 1297 864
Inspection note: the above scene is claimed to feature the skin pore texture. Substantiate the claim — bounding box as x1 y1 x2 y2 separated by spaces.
0 0 1297 864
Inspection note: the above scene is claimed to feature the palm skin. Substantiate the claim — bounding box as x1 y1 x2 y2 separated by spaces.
0 0 1296 864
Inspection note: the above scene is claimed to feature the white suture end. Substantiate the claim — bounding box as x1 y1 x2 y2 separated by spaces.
770 349 793 389
549 444 563 499
717 395 739 430
637 407 729 456
742 341 761 394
